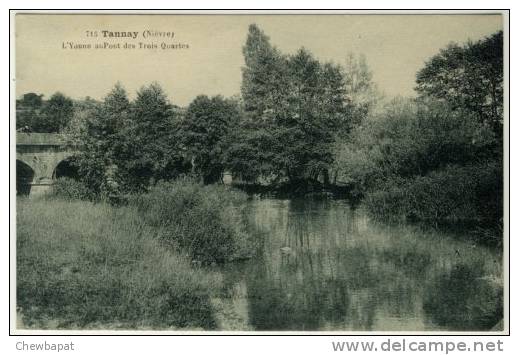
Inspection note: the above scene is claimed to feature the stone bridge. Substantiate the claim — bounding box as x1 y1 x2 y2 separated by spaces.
16 133 77 196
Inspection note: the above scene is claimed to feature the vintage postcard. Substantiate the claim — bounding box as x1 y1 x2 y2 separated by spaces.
11 11 508 334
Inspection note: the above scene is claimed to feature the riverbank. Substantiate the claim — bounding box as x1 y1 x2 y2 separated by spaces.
16 194 246 329
16 195 503 331
231 175 503 249
231 180 356 201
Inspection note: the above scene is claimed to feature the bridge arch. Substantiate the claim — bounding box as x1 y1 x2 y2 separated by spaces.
16 133 77 196
53 157 80 180
16 160 35 196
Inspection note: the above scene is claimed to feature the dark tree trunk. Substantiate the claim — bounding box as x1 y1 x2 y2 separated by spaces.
323 169 331 187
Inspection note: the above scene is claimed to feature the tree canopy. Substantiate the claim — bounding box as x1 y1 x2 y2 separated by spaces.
71 83 188 198
416 31 503 135
16 92 74 133
180 95 240 184
228 24 352 184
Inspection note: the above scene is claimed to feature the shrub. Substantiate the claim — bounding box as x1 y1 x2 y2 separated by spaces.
50 177 93 201
336 98 502 231
17 198 218 329
132 179 251 264
363 178 410 222
365 162 503 224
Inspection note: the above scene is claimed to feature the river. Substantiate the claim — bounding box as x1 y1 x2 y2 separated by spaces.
214 198 503 331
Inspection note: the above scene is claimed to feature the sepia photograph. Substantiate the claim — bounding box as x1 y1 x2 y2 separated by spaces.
12 11 508 334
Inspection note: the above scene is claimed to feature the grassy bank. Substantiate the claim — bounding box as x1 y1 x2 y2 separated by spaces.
17 197 223 329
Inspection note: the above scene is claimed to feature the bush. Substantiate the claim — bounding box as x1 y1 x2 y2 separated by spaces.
363 178 410 222
335 98 502 231
17 198 218 329
365 162 503 223
132 179 251 265
50 177 93 201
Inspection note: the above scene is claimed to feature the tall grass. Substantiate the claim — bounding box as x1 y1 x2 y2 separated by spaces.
17 198 220 329
50 177 93 201
131 179 254 265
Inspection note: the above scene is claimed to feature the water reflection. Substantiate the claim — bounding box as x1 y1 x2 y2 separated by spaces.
219 198 503 331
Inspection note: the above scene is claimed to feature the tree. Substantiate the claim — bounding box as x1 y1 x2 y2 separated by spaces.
38 92 74 132
72 84 131 198
335 98 502 218
19 93 43 109
16 93 42 131
412 33 503 224
331 54 381 184
280 48 345 182
416 31 503 135
342 53 381 129
224 127 278 182
71 82 190 198
16 92 74 133
180 95 240 184
241 24 289 122
125 82 183 191
235 25 350 185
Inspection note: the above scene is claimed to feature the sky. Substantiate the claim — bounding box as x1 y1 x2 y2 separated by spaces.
15 13 503 107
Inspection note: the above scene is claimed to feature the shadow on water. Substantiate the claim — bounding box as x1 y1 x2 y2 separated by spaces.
218 198 503 331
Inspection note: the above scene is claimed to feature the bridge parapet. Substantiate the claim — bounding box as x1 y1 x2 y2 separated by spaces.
16 132 69 146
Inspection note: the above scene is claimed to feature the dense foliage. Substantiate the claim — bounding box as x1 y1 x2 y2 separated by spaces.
179 95 240 184
416 31 503 136
132 179 252 265
335 31 503 230
16 92 74 133
228 25 350 183
50 177 92 201
69 83 188 198
17 26 503 233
